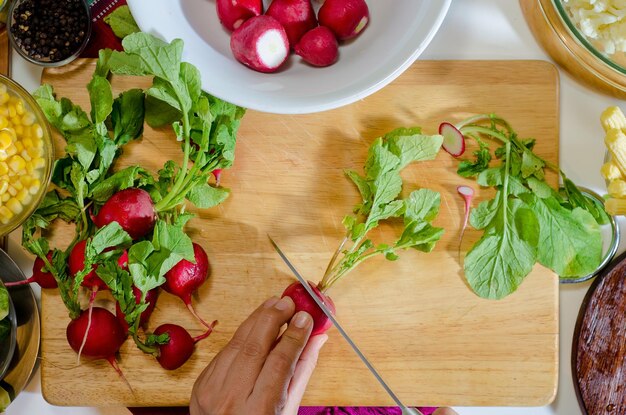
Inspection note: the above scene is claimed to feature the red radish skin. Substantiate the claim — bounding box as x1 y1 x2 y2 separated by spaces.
318 0 369 40
266 0 318 47
439 122 466 157
295 26 339 67
230 15 290 73
66 308 129 383
5 251 57 289
216 0 263 31
163 243 212 328
212 169 223 186
282 281 335 335
94 188 156 240
153 322 216 370
115 286 159 333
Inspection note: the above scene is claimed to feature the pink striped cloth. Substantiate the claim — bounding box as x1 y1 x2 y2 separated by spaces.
129 407 438 415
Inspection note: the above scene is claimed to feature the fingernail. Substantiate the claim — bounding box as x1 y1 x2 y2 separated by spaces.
293 311 312 328
264 297 280 308
274 296 293 310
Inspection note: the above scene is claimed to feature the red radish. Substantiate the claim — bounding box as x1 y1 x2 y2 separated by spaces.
115 286 159 333
457 186 474 248
439 122 466 157
66 308 129 383
266 0 318 47
230 15 290 73
216 0 263 31
318 0 369 41
282 281 335 335
94 188 156 240
163 243 212 328
212 169 223 186
295 26 339 67
152 322 216 370
5 251 57 289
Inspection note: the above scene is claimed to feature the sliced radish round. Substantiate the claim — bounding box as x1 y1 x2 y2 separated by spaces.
457 185 474 198
230 15 290 73
439 122 466 157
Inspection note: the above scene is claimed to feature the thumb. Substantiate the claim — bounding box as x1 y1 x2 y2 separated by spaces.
281 334 329 415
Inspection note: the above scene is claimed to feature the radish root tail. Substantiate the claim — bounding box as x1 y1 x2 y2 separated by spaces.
4 278 31 287
186 302 212 329
193 320 218 343
106 356 134 394
77 287 98 365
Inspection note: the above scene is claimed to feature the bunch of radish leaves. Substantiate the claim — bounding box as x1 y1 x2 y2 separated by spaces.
23 33 244 333
318 128 445 292
455 115 608 299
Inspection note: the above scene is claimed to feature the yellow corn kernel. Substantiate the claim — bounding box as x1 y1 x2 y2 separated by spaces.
601 106 626 132
7 186 16 197
0 93 9 106
32 124 43 139
0 85 7 96
0 206 13 220
11 180 22 191
608 179 626 197
21 112 34 126
22 137 32 148
601 161 623 181
0 152 6 162
32 157 45 169
5 144 16 157
28 179 40 195
14 142 23 153
25 164 33 175
605 198 626 215
14 125 23 136
27 146 41 158
19 174 30 186
15 101 24 116
0 131 12 151
0 181 8 195
6 198 22 215
0 117 8 130
20 150 31 162
606 129 626 175
1 193 9 203
8 155 25 172
0 163 7 177
16 188 31 204
7 105 16 119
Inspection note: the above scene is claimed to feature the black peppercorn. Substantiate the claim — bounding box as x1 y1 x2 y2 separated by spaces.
10 0 90 63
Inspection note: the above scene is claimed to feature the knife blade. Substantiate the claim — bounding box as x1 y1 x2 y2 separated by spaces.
268 236 423 415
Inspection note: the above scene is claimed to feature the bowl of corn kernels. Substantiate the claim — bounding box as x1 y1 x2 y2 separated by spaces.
0 75 52 235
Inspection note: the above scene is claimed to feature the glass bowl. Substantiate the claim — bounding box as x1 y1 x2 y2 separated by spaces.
521 0 626 98
8 0 92 67
0 75 53 236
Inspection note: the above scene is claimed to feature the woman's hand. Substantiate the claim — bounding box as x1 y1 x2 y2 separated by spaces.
190 296 328 415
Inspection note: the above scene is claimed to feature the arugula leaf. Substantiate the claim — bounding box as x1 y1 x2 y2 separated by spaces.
104 5 141 39
383 128 443 168
458 140 491 178
188 182 230 209
87 76 113 127
111 89 145 146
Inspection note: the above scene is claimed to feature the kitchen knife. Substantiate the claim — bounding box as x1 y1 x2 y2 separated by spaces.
269 236 423 415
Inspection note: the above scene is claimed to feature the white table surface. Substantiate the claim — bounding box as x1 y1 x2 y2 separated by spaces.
5 1 625 414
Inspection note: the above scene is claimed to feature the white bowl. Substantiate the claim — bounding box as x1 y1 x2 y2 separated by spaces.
128 0 451 114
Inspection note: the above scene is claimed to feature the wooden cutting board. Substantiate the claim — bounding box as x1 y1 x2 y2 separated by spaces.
39 60 559 407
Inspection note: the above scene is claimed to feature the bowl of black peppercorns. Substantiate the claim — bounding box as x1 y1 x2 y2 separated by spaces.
9 0 92 67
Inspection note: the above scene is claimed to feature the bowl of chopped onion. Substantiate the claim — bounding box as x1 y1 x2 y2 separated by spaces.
521 0 626 98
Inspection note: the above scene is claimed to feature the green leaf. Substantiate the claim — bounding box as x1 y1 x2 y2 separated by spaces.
458 142 491 178
87 75 113 125
521 149 545 178
145 94 181 128
153 220 195 262
66 133 97 170
187 183 230 209
382 128 443 168
121 33 184 84
562 177 610 225
0 285 8 320
0 319 10 343
464 198 538 299
104 5 141 39
527 177 553 199
403 189 441 223
111 89 145 145
345 170 371 201
364 138 401 180
89 222 132 256
90 166 153 203
477 167 503 187
470 196 500 230
527 195 602 277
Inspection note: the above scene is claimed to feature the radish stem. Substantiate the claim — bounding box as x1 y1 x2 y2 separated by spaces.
457 185 475 255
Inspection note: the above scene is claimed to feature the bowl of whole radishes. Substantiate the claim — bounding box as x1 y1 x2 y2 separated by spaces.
127 0 452 114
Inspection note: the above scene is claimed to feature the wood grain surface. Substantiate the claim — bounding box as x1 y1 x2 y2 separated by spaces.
574 251 626 415
39 59 559 407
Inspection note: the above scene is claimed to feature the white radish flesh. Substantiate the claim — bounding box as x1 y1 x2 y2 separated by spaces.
230 15 290 73
439 122 466 157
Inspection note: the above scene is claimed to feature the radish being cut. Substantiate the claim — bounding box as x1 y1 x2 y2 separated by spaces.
217 0 263 31
282 281 335 335
163 243 212 328
152 323 216 370
230 15 290 73
439 122 466 157
266 0 318 47
318 0 369 41
94 188 156 240
295 26 339 67
5 251 57 289
66 308 129 385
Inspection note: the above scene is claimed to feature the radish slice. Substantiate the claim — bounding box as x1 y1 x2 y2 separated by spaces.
439 122 466 157
230 15 290 73
457 185 475 250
